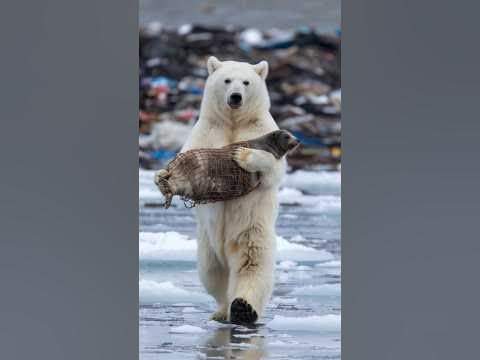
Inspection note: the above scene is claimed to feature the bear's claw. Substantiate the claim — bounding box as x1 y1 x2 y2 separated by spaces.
230 298 258 325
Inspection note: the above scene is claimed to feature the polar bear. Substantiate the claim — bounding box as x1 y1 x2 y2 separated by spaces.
177 56 286 324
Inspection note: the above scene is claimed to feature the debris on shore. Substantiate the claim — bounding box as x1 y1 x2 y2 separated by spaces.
140 24 341 171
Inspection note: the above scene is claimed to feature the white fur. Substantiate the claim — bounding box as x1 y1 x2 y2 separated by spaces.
181 57 286 321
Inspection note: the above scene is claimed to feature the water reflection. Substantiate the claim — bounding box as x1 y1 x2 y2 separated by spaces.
199 325 266 360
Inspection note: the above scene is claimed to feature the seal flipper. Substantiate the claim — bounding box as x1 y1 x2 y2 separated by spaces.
154 169 173 208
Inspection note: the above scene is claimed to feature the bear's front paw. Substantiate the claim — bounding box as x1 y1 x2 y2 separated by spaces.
210 309 228 322
232 147 253 172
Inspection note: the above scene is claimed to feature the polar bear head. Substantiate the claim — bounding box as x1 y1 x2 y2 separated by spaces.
201 56 270 123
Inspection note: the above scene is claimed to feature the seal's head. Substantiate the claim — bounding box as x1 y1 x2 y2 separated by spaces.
268 130 300 159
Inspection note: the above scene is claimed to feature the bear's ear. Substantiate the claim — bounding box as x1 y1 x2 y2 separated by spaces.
207 56 222 75
253 60 269 80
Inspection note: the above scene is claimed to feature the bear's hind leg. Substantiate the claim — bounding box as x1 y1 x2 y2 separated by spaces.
197 229 229 321
226 226 275 325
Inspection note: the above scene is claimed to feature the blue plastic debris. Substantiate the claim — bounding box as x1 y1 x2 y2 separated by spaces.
150 149 177 161
150 76 177 88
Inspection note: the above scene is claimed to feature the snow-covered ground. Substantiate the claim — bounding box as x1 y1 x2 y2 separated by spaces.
139 169 341 359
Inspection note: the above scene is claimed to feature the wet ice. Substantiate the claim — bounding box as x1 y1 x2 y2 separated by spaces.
139 169 340 359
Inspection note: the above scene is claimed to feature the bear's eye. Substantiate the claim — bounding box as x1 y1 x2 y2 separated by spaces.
224 79 231 84
243 80 250 86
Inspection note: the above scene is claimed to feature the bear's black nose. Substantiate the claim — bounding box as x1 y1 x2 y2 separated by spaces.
228 93 243 108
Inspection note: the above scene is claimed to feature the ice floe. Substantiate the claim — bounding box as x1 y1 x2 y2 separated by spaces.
168 325 206 334
324 267 341 276
139 231 334 262
290 283 340 296
140 231 197 261
315 260 341 267
276 260 298 270
139 279 210 304
268 339 300 347
275 259 314 272
172 302 194 307
296 265 312 271
276 236 334 262
282 170 340 195
278 188 340 214
182 307 202 313
272 297 298 305
267 314 341 332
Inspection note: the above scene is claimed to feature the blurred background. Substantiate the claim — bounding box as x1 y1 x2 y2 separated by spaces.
139 2 341 359
140 0 340 32
139 0 341 171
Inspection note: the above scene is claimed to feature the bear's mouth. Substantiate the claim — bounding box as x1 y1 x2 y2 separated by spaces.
228 103 242 109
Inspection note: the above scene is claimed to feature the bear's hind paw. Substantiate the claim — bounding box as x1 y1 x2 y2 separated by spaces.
230 298 258 325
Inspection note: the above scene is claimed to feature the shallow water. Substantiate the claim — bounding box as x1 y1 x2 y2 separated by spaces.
139 169 341 359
